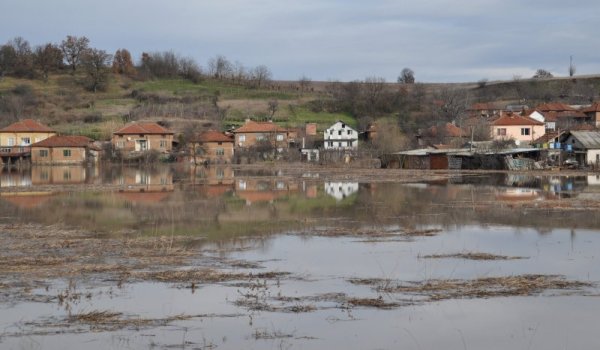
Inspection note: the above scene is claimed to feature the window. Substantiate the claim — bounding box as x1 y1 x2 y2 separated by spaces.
238 180 246 190
160 140 167 148
497 128 507 136
329 141 334 147
216 148 225 156
521 128 530 136
21 137 31 145
347 141 353 147
256 134 266 141
63 170 71 181
63 149 71 157
40 170 49 181
341 123 346 128
276 134 284 141
39 149 48 157
347 130 352 135
116 141 124 148
239 135 246 142
216 168 225 178
338 130 342 136
7 138 15 146
330 130 333 134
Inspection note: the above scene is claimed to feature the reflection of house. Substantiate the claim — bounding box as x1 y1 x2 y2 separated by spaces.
114 167 174 192
495 188 542 202
0 192 55 209
112 122 174 155
0 170 31 187
189 131 234 164
31 136 98 165
492 113 545 144
325 182 359 200
559 131 600 165
233 120 289 151
191 166 234 185
324 121 358 150
0 119 56 147
235 178 299 204
31 166 87 185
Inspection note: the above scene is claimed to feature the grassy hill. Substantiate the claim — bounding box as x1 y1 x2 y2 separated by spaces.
0 73 355 140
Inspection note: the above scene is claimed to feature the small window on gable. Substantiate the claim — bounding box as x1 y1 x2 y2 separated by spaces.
341 123 346 128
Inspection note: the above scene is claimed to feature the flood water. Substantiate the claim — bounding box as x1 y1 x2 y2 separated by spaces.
1 165 600 349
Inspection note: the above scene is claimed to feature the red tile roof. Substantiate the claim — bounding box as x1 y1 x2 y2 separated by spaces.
113 122 173 135
581 103 600 113
233 121 287 133
493 113 544 126
31 135 93 148
0 119 55 133
535 103 576 112
427 123 465 138
194 130 234 143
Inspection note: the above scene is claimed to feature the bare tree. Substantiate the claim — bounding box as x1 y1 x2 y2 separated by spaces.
34 43 63 82
364 76 386 109
298 75 312 93
0 44 16 80
60 35 90 74
81 49 112 92
267 100 278 119
232 61 247 84
397 68 415 84
179 56 203 83
532 69 553 79
250 65 272 88
5 37 33 78
208 55 232 80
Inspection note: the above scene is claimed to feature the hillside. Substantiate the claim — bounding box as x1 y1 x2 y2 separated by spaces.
1 72 599 142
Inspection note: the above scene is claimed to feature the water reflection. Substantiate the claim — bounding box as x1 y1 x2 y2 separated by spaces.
3 166 600 233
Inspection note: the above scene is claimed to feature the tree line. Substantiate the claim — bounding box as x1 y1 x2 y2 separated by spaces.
0 35 273 92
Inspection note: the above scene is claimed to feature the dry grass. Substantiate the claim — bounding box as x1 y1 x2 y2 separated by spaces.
134 269 289 284
351 274 592 301
422 252 527 260
346 297 401 309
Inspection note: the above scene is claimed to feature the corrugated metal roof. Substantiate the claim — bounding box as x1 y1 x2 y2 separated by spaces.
570 131 600 149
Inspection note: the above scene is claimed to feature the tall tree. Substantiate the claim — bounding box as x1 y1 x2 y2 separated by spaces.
208 55 232 80
60 35 90 74
112 49 136 76
34 43 63 82
7 37 33 78
0 44 16 79
81 48 112 92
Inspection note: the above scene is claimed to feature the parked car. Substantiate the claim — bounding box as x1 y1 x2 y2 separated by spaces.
563 158 578 169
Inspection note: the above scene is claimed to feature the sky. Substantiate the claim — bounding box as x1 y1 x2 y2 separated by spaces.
1 0 600 83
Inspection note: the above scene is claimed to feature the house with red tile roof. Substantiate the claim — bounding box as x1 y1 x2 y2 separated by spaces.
492 113 545 144
232 120 289 151
535 103 592 129
112 122 174 156
581 102 600 127
0 119 56 147
189 130 234 164
31 135 98 164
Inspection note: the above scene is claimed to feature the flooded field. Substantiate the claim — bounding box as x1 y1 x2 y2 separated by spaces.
1 165 600 349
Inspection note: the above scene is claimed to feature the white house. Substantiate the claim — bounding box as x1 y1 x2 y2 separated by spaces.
324 121 358 150
325 182 359 200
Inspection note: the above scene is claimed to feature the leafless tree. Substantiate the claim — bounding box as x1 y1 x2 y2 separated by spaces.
569 56 576 77
250 65 272 88
208 55 232 80
179 56 203 83
231 61 247 84
81 48 112 92
364 76 386 109
34 43 63 82
60 35 90 74
267 100 278 119
397 68 415 84
298 75 312 93
533 69 553 79
0 44 16 79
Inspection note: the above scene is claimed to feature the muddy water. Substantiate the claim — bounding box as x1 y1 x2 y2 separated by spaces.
1 165 600 349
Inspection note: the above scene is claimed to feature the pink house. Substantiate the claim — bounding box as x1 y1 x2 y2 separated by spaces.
492 113 545 144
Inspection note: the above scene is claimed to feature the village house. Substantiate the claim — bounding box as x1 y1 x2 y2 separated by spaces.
467 102 503 118
581 102 600 127
324 121 358 150
0 119 56 147
30 135 98 165
418 122 465 148
535 103 591 129
491 113 545 144
559 131 600 166
189 130 234 164
232 120 289 151
112 122 174 156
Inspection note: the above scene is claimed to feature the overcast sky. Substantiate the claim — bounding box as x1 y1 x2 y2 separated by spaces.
1 0 600 82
